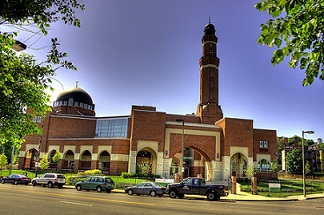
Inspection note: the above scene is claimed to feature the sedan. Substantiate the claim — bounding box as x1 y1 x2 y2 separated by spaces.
75 176 114 193
1 174 31 185
125 182 166 197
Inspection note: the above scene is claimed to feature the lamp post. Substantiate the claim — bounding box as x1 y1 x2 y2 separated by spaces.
176 119 184 180
302 130 314 198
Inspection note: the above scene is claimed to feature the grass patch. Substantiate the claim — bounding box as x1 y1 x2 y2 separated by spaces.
240 179 324 197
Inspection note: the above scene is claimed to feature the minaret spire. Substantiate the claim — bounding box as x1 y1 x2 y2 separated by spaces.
196 21 223 124
76 81 78 87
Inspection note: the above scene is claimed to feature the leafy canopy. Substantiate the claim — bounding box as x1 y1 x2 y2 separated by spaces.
0 0 85 146
256 0 324 86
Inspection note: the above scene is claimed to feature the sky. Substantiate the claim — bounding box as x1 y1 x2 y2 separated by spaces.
12 0 324 141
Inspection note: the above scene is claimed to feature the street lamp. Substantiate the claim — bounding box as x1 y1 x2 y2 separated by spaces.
302 130 314 198
176 119 184 180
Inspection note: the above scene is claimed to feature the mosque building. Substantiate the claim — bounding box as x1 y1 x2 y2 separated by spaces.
18 22 277 181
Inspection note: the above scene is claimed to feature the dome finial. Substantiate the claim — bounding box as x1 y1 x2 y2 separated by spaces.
209 16 211 24
76 81 78 87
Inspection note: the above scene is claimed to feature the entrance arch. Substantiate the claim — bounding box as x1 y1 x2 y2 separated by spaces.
98 150 111 172
23 148 38 169
136 147 157 174
62 150 75 169
80 150 92 170
230 153 248 178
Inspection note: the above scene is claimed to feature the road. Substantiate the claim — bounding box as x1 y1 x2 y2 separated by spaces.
1 184 324 215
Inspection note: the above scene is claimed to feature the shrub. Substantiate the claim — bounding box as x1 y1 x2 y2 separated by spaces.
84 169 102 175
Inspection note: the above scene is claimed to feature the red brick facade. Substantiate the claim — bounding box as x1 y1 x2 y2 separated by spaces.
19 22 277 181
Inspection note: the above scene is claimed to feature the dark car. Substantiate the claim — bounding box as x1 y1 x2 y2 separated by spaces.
1 174 31 185
75 176 114 193
125 182 166 197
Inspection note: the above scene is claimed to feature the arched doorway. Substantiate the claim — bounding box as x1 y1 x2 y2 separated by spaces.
48 150 58 169
62 150 74 169
98 150 110 173
230 153 248 178
24 148 38 169
136 148 157 175
80 150 92 170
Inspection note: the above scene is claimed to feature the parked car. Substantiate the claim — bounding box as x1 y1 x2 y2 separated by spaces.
75 176 114 193
31 173 66 188
125 182 166 197
1 174 31 185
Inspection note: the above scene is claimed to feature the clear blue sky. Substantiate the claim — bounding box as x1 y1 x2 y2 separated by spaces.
19 0 323 141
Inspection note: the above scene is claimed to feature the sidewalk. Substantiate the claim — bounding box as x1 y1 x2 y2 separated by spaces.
111 188 324 201
66 185 324 201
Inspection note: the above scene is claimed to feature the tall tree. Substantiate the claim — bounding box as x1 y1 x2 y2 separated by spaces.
0 1 85 147
286 148 303 175
256 0 324 86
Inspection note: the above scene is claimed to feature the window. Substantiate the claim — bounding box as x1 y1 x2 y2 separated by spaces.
95 118 128 138
257 159 270 172
68 98 74 106
37 116 42 122
259 141 269 149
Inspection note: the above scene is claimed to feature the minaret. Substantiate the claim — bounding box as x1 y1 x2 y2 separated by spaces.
196 20 223 124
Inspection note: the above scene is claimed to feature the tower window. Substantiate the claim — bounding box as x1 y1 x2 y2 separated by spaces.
210 82 214 88
210 71 214 77
209 51 213 56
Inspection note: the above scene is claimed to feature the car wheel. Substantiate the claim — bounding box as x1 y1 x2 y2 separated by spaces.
207 192 216 201
127 189 133 195
48 182 53 188
96 186 103 192
169 190 177 198
150 191 156 197
14 180 18 185
178 193 184 199
76 185 82 191
32 181 37 186
1 180 4 184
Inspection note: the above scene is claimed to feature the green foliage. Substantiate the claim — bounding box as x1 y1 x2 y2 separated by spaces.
256 0 324 86
245 165 256 178
83 169 102 175
121 172 135 178
305 161 312 175
52 151 62 163
0 153 8 170
0 1 84 147
40 154 50 170
136 161 152 175
286 149 302 175
271 160 280 173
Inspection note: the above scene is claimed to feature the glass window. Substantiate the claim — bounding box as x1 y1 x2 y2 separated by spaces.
257 159 270 172
95 118 128 138
68 98 73 106
37 116 42 122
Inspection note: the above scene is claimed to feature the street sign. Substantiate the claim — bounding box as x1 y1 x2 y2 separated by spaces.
35 162 40 168
183 156 193 160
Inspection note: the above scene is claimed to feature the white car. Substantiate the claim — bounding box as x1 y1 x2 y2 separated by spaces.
32 173 66 188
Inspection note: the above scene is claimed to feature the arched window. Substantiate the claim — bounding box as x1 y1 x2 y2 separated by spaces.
257 159 270 172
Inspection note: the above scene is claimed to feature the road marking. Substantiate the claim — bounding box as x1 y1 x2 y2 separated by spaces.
60 201 93 206
0 187 155 206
